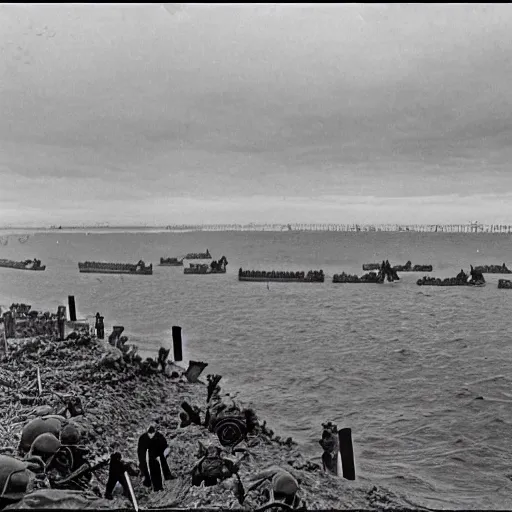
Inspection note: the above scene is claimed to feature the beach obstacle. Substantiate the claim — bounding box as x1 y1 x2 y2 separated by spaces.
0 331 7 355
184 360 208 383
3 311 15 339
172 325 183 362
181 400 202 426
108 326 125 348
57 306 67 341
338 427 356 480
68 295 77 322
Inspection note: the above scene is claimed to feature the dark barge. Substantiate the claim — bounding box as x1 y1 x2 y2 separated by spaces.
158 257 184 267
185 249 211 260
78 260 153 275
238 269 325 283
417 267 485 287
474 264 512 274
362 261 432 272
0 259 46 271
184 256 228 275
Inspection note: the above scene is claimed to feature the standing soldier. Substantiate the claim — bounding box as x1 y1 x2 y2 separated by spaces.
137 426 172 491
95 313 105 339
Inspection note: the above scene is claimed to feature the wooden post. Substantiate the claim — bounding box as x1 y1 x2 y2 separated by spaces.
0 331 7 356
3 311 15 339
338 427 356 480
57 306 66 341
3 312 10 339
172 325 183 362
68 296 77 322
36 367 43 395
124 472 139 512
10 311 16 338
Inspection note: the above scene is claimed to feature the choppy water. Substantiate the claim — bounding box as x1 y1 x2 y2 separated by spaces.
2 230 512 509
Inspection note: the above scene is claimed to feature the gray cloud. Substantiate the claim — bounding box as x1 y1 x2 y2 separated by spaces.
1 3 512 225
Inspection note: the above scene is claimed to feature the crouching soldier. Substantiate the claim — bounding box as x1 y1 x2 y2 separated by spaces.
105 451 138 500
246 466 305 509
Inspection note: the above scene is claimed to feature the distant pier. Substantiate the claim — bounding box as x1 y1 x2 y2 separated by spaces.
164 222 512 233
4 222 509 233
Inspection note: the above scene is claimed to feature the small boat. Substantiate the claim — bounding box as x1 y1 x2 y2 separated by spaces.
498 279 512 289
185 249 211 260
474 264 512 274
333 272 383 284
418 279 486 287
78 260 153 275
0 258 46 271
158 257 184 267
238 269 325 283
333 265 400 284
393 261 433 272
184 264 226 275
417 268 485 287
184 256 228 275
362 261 432 272
361 263 381 271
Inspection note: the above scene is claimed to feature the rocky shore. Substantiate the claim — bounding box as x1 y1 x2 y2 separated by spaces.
0 329 414 510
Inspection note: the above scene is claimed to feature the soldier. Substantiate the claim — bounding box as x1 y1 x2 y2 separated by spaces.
137 426 172 491
247 466 302 508
96 315 105 339
157 347 170 373
105 451 137 500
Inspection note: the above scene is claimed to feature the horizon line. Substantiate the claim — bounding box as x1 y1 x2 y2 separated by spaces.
0 221 511 231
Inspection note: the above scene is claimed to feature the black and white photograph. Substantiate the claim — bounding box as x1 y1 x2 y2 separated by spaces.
1 2 512 510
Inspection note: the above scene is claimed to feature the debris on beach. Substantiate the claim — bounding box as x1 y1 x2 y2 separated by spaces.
0 321 412 510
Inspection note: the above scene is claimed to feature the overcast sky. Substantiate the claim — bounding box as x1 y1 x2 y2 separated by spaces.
1 3 512 226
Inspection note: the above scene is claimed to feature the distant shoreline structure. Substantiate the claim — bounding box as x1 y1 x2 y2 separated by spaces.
1 221 512 233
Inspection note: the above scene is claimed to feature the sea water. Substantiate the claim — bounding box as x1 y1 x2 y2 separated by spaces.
1 229 512 509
